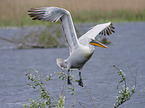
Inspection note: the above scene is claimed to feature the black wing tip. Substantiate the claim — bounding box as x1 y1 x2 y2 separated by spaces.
106 30 110 35
28 8 45 21
111 29 115 33
32 16 42 20
28 8 36 12
32 18 37 20
99 23 115 36
109 24 115 29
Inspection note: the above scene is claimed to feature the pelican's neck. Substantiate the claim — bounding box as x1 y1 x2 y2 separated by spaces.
89 44 95 52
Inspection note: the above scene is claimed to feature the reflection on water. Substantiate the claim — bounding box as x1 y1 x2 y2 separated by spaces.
0 22 145 108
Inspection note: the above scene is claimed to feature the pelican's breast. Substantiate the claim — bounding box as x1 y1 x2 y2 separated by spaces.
82 47 94 59
66 46 94 69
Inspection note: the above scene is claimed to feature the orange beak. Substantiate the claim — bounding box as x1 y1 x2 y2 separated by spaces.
89 40 108 48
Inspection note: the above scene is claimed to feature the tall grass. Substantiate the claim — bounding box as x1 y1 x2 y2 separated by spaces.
0 0 145 26
72 9 145 23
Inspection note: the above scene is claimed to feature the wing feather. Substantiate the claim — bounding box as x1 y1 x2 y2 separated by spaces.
79 22 115 45
28 7 79 53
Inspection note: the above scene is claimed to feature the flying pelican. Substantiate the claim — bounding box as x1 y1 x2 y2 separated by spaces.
28 7 115 87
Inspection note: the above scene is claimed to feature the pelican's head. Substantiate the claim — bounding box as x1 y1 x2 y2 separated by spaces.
89 39 108 48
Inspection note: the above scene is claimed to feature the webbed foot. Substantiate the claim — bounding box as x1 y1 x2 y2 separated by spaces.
68 76 72 85
78 78 83 87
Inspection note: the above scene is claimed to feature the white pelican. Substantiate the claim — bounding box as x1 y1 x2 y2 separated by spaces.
28 7 115 87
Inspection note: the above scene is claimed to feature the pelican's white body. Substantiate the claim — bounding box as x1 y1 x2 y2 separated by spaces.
64 44 94 70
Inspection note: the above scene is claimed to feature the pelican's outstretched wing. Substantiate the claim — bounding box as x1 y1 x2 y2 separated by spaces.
28 7 79 53
79 22 115 45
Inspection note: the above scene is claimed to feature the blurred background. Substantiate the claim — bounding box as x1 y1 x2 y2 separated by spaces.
0 0 145 108
0 0 145 26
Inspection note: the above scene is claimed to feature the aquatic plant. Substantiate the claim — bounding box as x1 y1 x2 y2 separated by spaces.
24 66 136 108
113 65 136 108
24 69 57 108
24 69 96 108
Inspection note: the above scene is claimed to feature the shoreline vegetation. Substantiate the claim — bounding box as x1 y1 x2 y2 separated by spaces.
0 0 145 27
23 66 136 108
1 9 145 27
0 24 113 49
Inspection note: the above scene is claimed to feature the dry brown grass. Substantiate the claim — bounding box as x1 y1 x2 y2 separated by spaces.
0 0 145 26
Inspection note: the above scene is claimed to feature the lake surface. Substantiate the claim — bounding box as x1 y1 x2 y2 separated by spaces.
0 22 145 108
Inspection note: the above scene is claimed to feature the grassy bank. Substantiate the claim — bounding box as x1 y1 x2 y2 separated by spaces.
1 9 145 27
72 9 145 23
0 0 145 27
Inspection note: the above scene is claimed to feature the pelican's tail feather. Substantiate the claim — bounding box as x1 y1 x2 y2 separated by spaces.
56 58 67 69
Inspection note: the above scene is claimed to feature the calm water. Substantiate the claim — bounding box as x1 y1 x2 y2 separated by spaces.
0 22 145 108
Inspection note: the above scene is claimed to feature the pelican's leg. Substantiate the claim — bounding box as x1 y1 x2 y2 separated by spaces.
78 72 83 87
67 69 72 85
